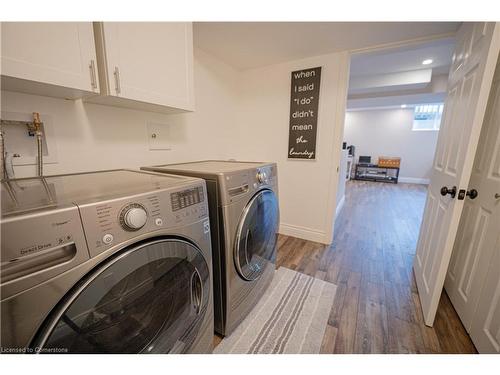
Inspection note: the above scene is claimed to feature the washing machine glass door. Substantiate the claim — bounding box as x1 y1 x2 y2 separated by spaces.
33 238 210 354
234 189 279 281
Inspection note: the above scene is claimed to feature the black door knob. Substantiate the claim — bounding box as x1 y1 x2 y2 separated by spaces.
466 189 478 199
440 186 457 198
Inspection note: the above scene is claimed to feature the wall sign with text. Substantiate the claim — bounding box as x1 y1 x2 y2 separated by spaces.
287 66 321 160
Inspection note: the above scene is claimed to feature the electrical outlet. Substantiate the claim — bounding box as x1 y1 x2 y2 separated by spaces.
147 122 172 151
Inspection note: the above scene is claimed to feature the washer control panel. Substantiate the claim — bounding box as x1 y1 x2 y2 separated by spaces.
170 186 204 211
119 203 148 231
79 183 208 257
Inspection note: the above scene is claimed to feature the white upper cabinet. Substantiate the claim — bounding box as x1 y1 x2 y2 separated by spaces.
88 22 194 113
1 22 99 98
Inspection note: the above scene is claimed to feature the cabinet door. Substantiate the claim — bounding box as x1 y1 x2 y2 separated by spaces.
1 22 99 96
102 22 194 111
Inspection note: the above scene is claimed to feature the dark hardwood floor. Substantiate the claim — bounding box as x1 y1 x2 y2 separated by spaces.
276 180 477 354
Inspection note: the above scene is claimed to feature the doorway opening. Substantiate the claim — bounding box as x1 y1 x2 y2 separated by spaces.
332 36 478 353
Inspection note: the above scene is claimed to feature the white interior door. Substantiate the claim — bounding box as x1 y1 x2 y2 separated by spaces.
469 232 500 353
445 57 500 334
414 22 500 327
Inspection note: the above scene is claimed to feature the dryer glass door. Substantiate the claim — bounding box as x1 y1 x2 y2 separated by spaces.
34 239 210 353
234 189 279 281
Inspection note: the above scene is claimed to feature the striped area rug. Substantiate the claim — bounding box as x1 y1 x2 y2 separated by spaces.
214 267 337 354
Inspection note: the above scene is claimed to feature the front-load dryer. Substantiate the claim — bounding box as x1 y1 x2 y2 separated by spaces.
141 161 279 336
1 169 213 353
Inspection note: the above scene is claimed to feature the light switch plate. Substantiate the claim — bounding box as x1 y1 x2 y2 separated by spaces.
147 122 172 151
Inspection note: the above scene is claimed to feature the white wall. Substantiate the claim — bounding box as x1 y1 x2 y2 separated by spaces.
344 108 439 184
236 52 350 244
1 48 240 178
2 47 350 245
336 150 348 217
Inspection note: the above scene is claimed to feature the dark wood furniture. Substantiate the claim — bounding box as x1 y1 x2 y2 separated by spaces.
354 163 400 184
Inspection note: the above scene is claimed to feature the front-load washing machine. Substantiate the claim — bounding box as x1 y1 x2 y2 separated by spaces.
1 169 213 353
141 161 279 335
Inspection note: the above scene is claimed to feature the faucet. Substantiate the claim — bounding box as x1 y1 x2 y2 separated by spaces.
0 112 44 181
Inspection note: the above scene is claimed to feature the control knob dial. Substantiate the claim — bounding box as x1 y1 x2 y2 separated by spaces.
257 171 268 183
120 204 148 231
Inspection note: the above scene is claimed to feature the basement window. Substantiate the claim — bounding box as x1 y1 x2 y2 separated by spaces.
412 103 444 131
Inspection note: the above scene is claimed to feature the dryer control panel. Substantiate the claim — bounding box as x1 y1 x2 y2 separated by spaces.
221 164 278 205
78 183 208 257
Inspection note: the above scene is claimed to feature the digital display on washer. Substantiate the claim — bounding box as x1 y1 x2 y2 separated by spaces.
170 186 204 211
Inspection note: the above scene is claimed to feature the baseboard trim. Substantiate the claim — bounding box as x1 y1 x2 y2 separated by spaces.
398 177 430 185
279 223 330 244
335 195 345 219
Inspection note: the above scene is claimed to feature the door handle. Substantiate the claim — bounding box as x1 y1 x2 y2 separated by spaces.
440 186 457 198
113 66 121 95
495 193 500 199
458 188 478 200
466 189 478 199
89 60 98 90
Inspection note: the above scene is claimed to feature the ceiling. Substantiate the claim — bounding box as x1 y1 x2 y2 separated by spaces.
347 92 447 111
349 37 456 77
347 37 455 109
193 22 460 70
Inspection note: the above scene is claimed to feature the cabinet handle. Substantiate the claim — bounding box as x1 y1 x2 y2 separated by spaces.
89 60 97 90
114 66 121 95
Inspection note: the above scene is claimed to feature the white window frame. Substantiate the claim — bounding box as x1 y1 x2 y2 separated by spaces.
412 103 444 131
